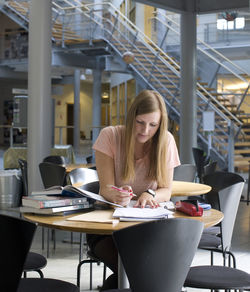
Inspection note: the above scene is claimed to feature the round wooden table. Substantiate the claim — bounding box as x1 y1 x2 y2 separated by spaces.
171 181 211 197
66 163 96 173
23 208 223 289
23 208 222 234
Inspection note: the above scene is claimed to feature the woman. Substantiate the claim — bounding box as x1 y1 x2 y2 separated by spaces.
87 89 180 290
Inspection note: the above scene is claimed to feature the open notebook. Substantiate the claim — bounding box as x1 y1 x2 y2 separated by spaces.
67 201 174 223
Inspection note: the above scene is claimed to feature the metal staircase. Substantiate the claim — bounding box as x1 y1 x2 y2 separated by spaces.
1 1 250 170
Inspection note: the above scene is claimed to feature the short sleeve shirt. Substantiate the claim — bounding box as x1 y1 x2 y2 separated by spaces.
93 125 180 196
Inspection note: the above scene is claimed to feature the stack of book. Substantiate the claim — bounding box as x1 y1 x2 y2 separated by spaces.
20 185 123 215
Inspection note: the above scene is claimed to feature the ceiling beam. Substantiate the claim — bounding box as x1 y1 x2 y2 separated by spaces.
136 0 249 13
52 51 106 70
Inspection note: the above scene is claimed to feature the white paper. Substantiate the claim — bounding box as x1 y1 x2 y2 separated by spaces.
113 206 173 220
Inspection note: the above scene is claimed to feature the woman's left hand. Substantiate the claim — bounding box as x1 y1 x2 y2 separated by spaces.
133 192 159 209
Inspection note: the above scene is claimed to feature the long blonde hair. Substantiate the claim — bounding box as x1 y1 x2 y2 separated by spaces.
122 90 169 186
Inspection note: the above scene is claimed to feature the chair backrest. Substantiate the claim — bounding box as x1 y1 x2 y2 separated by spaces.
203 171 244 251
68 168 98 185
204 161 217 176
113 218 203 292
80 181 100 193
18 159 28 195
173 164 196 182
43 155 66 165
0 214 36 291
39 162 67 188
192 147 209 183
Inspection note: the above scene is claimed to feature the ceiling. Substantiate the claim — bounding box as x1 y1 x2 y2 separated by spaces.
136 0 250 14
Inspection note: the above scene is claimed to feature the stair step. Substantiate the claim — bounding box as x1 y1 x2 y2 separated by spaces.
235 142 250 147
235 149 250 154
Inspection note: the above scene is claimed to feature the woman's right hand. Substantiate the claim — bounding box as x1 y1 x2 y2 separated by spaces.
105 185 133 207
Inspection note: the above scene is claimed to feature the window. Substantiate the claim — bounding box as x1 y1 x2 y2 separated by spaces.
217 17 245 30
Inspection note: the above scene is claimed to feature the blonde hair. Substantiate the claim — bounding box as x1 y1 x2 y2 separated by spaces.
122 90 169 186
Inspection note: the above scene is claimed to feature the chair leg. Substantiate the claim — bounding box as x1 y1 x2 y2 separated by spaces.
210 251 214 265
36 269 44 278
77 259 96 289
79 233 84 262
90 261 93 290
47 228 50 258
22 270 44 278
42 227 44 250
103 264 107 284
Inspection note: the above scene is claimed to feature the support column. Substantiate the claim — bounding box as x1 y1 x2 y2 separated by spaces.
180 12 197 164
27 0 52 194
92 67 102 159
73 69 80 153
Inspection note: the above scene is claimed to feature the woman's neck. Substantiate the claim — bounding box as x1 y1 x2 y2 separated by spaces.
134 141 150 160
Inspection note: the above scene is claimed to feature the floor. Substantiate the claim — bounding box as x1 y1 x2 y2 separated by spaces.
0 142 250 291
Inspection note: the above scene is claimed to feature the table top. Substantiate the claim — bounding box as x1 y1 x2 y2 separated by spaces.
171 181 211 196
66 163 96 172
23 208 223 235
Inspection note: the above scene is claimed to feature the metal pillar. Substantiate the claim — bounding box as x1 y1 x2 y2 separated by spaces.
73 69 80 153
27 0 52 194
92 67 102 159
180 12 197 164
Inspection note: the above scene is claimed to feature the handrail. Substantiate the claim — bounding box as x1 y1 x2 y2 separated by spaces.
155 11 250 80
59 1 181 73
149 16 242 126
152 15 249 88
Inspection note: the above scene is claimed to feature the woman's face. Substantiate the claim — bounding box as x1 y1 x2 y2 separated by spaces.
134 110 161 144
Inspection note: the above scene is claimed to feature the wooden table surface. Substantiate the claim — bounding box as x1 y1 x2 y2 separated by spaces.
171 181 211 196
66 163 96 172
23 208 223 234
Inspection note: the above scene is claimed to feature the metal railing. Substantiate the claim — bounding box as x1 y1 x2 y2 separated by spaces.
1 1 247 169
151 11 250 113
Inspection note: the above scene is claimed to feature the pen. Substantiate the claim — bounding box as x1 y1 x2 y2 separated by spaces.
107 184 137 197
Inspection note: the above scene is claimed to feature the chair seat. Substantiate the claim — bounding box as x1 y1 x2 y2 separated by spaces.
202 226 220 235
198 233 221 250
185 265 250 290
18 278 79 292
23 252 47 272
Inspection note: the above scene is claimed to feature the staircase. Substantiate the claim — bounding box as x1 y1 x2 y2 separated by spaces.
1 1 250 171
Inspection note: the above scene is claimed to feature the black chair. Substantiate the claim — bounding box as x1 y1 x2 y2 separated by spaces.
76 181 107 291
18 159 47 278
241 163 250 205
68 168 98 186
43 155 66 165
173 163 196 182
39 162 67 188
192 147 210 183
184 264 250 291
203 160 217 176
199 171 245 267
0 214 79 292
172 164 196 203
39 162 67 257
18 159 28 199
105 218 203 292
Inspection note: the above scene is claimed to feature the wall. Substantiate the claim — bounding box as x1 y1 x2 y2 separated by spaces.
53 81 93 144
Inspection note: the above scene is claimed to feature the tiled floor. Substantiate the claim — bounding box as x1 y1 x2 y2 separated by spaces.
0 144 249 291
